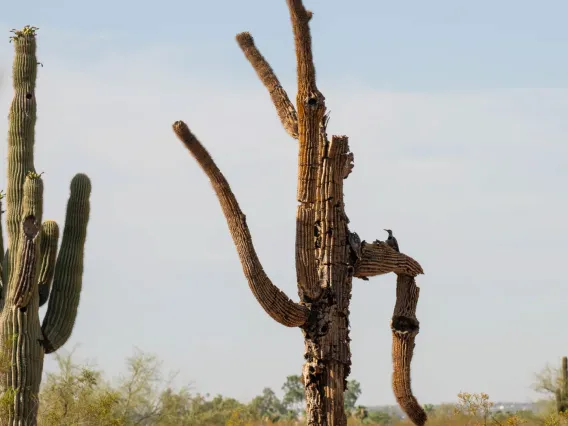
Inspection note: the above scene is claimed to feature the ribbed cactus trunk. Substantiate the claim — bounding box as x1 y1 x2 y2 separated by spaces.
172 1 426 424
557 356 568 413
0 26 91 426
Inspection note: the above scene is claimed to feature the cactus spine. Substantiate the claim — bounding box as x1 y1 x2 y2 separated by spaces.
557 356 568 413
0 26 91 425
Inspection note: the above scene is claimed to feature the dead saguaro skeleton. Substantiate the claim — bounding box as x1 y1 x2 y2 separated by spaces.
172 1 426 424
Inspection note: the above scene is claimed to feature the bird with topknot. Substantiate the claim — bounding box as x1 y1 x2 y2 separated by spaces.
384 229 399 252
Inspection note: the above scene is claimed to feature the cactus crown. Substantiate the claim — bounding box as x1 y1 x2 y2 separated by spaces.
9 26 39 42
25 171 44 180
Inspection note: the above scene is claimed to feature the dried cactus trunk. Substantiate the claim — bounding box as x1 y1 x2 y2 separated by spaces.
172 1 425 424
0 26 91 425
557 356 568 413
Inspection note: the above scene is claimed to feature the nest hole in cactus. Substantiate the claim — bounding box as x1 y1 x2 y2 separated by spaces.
392 315 419 333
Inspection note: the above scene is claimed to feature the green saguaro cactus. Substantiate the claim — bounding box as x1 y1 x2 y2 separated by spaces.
0 26 91 425
557 356 568 413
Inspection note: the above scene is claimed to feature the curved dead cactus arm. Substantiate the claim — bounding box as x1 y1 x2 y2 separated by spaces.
391 275 427 426
353 240 424 279
351 236 426 426
172 121 309 328
236 32 299 139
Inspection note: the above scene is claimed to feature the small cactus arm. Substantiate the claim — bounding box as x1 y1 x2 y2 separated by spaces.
0 26 91 425
37 221 59 307
236 32 298 139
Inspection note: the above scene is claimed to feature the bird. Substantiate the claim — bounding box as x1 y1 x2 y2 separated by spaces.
384 229 399 252
348 231 362 260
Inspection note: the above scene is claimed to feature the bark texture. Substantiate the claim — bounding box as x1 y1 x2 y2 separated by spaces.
0 27 91 425
172 121 309 328
173 1 426 424
391 276 427 425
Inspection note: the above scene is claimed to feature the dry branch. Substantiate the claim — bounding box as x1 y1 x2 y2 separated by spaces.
172 120 309 328
236 32 298 139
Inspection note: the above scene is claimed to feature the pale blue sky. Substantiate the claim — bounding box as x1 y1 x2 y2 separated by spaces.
1 0 567 406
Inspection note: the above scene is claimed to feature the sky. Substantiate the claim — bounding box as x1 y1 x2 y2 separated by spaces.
1 0 567 407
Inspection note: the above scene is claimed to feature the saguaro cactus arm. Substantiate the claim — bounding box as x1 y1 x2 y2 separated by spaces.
41 174 91 353
353 241 424 279
287 0 328 300
391 275 427 425
236 32 298 139
287 0 317 92
37 220 60 307
172 121 309 327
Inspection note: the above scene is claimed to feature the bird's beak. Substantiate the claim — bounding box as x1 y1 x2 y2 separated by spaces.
383 229 388 231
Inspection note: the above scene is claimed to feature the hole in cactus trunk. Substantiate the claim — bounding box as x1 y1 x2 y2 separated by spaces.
391 315 419 333
19 306 27 312
25 93 32 99
23 215 39 238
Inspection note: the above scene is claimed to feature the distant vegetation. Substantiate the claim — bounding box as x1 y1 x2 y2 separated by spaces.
20 349 568 425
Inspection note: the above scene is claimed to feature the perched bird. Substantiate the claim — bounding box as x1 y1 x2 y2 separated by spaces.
384 229 399 252
348 231 362 260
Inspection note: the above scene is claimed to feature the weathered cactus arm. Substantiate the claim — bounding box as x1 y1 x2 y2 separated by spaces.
37 220 59 307
353 241 423 279
172 120 309 327
391 275 426 426
236 32 298 139
285 0 327 300
41 174 91 354
287 0 317 90
4 29 39 281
